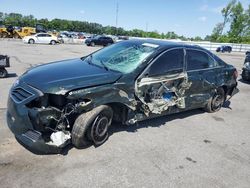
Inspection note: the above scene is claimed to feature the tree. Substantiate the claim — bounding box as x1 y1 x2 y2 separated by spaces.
211 23 224 41
210 0 250 43
228 2 246 43
221 0 236 35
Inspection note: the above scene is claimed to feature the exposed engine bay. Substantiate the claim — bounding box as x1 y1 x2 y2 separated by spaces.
26 94 91 147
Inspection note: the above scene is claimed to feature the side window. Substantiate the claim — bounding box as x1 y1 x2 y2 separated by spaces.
37 34 44 37
212 54 225 66
186 50 216 71
45 34 51 37
148 49 184 76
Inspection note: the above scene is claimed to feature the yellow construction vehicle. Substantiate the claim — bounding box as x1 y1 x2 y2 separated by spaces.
12 27 36 39
0 27 11 38
0 24 45 39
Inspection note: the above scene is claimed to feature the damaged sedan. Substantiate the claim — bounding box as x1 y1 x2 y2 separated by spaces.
7 40 239 153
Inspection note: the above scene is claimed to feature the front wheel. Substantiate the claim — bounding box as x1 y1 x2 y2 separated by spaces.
50 40 56 45
204 87 225 113
28 39 35 44
90 42 95 47
0 68 8 78
72 105 113 148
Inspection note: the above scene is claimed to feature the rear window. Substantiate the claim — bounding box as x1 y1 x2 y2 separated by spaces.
186 50 218 71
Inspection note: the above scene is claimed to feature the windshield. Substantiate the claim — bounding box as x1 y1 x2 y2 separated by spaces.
85 42 158 74
85 41 158 74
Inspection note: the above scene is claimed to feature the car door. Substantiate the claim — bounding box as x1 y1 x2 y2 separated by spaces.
135 48 192 115
43 34 52 44
35 34 44 43
98 37 105 45
185 48 223 108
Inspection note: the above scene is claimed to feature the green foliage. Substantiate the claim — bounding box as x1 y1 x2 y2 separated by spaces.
0 11 198 40
211 0 250 43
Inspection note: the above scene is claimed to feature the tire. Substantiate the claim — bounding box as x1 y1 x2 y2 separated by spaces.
72 105 113 148
29 39 35 44
0 68 7 78
242 70 249 81
50 40 56 45
204 87 225 113
90 42 95 47
13 33 20 39
2 32 9 38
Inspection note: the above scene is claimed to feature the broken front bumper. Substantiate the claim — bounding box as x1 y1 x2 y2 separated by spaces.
6 84 64 154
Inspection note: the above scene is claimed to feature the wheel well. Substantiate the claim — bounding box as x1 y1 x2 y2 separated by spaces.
222 85 228 95
107 102 130 124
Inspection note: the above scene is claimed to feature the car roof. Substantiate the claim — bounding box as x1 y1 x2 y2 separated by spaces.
125 39 205 51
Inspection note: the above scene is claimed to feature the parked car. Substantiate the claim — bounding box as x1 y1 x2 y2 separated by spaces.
0 55 10 78
242 52 250 81
216 46 232 53
7 40 239 153
85 35 114 46
23 33 58 45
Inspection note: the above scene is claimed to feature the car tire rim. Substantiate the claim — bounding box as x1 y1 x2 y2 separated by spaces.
212 90 224 111
90 114 109 145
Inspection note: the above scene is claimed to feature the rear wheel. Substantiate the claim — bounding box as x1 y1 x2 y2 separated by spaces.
72 105 113 148
90 42 95 47
204 87 225 113
0 68 7 78
29 39 35 44
50 40 56 45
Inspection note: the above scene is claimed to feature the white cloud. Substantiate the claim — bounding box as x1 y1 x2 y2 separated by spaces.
199 4 224 14
211 5 224 14
198 16 207 22
199 4 208 11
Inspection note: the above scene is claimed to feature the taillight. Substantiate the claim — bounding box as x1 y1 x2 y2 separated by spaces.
233 69 238 79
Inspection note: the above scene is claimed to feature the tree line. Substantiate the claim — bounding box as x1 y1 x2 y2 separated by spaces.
0 12 192 40
0 0 249 43
210 0 250 43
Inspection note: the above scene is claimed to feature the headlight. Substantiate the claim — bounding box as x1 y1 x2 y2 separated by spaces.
243 62 250 69
12 79 19 88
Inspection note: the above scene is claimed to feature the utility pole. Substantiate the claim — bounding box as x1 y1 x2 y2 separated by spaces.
116 2 119 35
146 22 148 38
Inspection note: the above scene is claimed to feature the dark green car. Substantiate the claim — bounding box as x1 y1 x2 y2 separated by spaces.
7 40 239 154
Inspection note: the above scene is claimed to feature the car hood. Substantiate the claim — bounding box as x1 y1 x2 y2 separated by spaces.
21 58 122 95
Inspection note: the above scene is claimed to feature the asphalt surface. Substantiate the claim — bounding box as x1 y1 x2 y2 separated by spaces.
0 39 250 188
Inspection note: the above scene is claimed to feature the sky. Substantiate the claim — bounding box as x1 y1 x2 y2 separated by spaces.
0 0 249 38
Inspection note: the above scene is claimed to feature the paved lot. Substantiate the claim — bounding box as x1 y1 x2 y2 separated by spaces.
0 40 249 188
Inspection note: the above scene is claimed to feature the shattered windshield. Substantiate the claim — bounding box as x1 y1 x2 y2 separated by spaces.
86 42 158 73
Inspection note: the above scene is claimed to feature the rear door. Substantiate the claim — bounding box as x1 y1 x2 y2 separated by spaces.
43 34 52 43
185 49 223 108
135 48 191 115
36 34 46 43
97 37 104 45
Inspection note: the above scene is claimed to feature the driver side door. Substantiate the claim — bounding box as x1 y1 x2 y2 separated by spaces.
135 48 191 115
